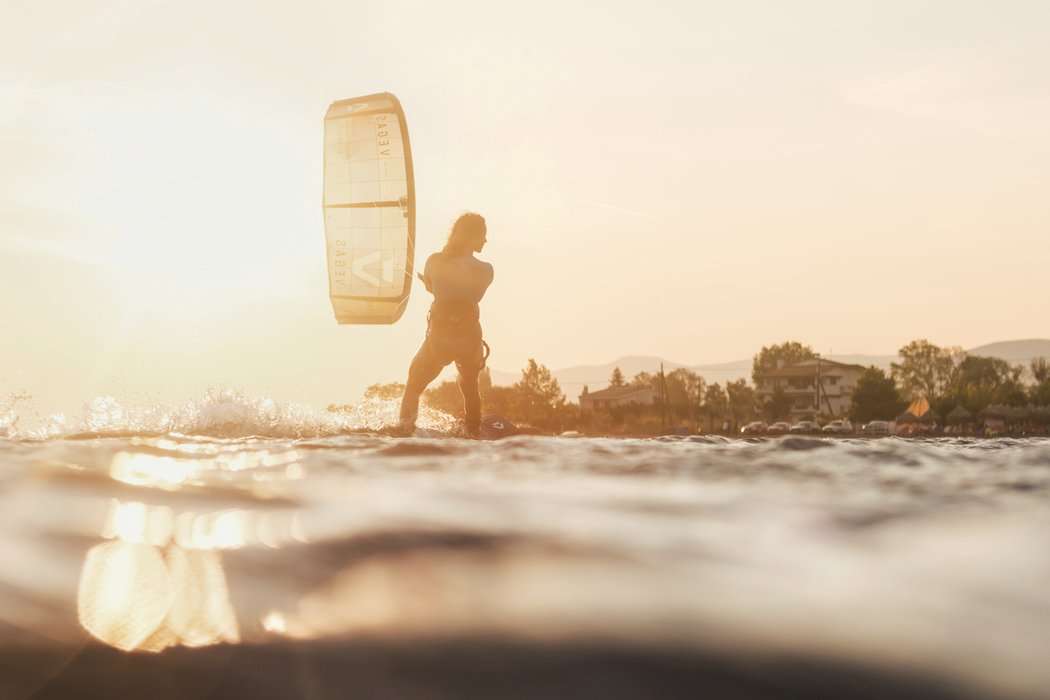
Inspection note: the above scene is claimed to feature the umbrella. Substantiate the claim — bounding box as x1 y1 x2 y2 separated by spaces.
947 405 972 422
906 397 930 417
979 404 1009 419
1009 406 1031 420
917 409 941 424
896 411 919 424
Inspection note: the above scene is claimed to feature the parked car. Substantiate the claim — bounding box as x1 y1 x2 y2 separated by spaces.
822 419 854 434
789 420 821 434
767 421 792 435
741 421 768 435
861 420 891 436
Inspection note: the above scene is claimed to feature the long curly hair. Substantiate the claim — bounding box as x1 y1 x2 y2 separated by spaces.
440 213 486 258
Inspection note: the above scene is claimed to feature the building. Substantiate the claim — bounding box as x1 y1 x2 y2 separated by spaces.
578 385 655 413
753 358 866 419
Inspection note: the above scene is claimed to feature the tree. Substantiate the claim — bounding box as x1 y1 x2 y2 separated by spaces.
609 366 626 387
422 379 463 417
667 368 705 426
763 384 792 421
514 359 566 430
1030 357 1049 384
726 379 757 429
481 385 518 417
629 368 705 426
849 367 904 423
752 341 816 385
702 383 728 431
1029 357 1050 406
890 339 960 401
950 355 1026 413
364 382 406 400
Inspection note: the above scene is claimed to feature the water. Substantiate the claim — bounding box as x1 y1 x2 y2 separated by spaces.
1 392 1049 699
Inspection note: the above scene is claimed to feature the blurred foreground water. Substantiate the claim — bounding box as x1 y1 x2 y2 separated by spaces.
1 394 1048 699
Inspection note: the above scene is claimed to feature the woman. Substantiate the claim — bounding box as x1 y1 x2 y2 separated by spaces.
396 213 493 438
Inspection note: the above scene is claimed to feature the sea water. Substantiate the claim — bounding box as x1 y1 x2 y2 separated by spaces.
1 390 1048 699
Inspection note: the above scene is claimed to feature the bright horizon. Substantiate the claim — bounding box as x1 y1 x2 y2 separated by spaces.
2 1 1048 419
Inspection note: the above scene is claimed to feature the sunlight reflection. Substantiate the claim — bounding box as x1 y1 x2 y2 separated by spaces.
110 452 197 488
173 509 250 550
262 611 287 634
77 498 241 652
109 443 301 489
102 500 173 546
78 450 307 651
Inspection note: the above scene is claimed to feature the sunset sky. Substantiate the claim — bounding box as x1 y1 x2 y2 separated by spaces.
2 0 1048 418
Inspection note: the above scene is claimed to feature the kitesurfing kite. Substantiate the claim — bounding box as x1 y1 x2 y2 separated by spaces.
323 93 415 324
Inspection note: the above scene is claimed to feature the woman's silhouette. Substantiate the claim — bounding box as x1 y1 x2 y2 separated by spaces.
397 213 493 437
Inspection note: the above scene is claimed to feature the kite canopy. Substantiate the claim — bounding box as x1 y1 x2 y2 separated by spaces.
323 93 415 324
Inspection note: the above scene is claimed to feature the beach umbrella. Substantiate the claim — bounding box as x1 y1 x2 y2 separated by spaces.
979 404 1009 419
906 397 930 418
918 409 941 424
1009 406 1031 420
947 405 972 422
896 411 918 424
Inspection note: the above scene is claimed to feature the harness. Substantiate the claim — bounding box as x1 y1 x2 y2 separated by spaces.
426 301 490 369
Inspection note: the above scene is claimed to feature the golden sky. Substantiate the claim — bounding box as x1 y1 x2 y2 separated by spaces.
2 0 1048 417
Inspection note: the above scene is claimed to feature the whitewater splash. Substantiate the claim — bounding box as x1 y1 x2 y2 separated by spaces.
0 388 457 441
0 393 1048 698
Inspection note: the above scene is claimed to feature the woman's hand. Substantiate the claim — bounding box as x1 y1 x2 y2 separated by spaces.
417 272 432 293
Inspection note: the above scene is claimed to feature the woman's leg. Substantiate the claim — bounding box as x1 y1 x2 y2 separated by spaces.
398 342 445 429
457 368 481 438
454 328 485 438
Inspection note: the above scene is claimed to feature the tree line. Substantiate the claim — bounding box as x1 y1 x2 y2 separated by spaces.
357 359 759 435
351 340 1050 435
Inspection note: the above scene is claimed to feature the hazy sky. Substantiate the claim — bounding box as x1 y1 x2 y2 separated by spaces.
2 0 1048 417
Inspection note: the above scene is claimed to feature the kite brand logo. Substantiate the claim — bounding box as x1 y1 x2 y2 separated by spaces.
332 241 401 289
332 239 349 286
352 251 398 287
376 115 392 156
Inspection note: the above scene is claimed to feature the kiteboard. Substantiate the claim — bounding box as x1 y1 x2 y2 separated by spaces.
347 415 519 440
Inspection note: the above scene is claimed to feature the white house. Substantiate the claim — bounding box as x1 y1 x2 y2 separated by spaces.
753 358 865 419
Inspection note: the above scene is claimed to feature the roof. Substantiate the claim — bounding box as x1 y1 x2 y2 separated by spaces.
757 358 866 380
580 385 653 400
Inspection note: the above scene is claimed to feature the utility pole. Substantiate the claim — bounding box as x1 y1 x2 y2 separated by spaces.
660 362 668 434
815 353 821 416
696 378 702 434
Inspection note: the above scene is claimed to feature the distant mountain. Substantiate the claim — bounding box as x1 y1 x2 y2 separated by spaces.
487 339 1050 400
488 356 692 393
490 355 754 398
966 339 1050 363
